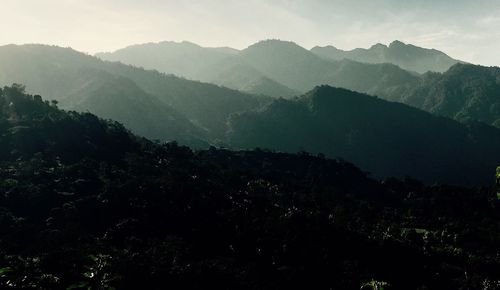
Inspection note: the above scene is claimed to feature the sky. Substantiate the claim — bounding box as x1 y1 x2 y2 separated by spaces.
1 0 500 66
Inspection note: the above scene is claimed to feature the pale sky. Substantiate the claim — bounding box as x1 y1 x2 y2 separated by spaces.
1 0 500 66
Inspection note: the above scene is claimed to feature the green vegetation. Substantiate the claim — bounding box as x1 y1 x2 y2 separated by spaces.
1 86 500 289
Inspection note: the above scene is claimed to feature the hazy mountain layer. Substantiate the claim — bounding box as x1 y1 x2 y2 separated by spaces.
0 44 269 142
97 41 299 98
97 40 421 97
227 86 500 186
311 40 462 73
238 40 420 95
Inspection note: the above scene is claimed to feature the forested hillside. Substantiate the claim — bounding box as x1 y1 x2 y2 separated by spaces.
227 86 500 186
385 63 500 128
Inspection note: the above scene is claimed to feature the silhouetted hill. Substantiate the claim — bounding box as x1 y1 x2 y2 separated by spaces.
388 63 500 128
0 44 268 142
1 86 500 289
312 40 462 73
227 86 500 186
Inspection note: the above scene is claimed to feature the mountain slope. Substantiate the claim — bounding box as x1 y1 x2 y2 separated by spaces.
97 41 298 98
227 86 500 185
311 40 462 73
0 45 206 143
96 41 234 79
390 63 500 128
97 40 420 97
0 44 268 141
239 40 420 95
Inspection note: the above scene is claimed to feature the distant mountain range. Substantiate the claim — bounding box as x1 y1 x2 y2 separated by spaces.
311 40 462 73
97 41 300 98
98 39 433 97
238 40 420 97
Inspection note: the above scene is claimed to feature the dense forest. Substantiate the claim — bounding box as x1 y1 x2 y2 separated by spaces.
1 86 500 289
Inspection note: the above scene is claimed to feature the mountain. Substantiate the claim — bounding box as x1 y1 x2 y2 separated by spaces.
97 41 233 80
387 63 500 128
97 41 299 98
97 39 420 98
227 86 500 186
195 58 301 97
239 40 420 96
0 44 269 142
311 40 462 73
2 86 500 289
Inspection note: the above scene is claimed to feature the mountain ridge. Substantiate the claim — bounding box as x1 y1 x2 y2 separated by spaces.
311 40 462 73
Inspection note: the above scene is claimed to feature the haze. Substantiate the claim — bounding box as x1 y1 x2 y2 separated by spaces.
1 0 500 66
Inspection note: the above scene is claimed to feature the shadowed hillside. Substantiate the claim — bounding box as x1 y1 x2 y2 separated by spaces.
387 63 500 129
227 86 500 186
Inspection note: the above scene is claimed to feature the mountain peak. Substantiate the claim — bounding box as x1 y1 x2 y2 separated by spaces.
389 40 406 48
245 39 303 51
370 43 388 50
